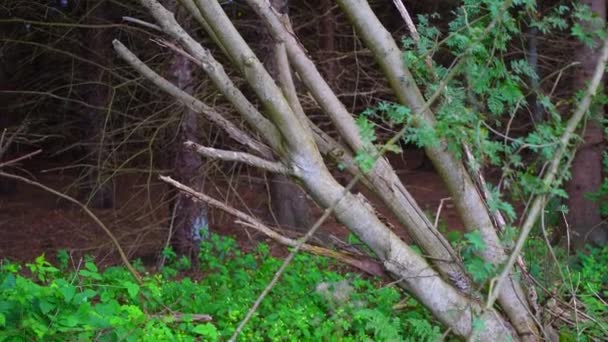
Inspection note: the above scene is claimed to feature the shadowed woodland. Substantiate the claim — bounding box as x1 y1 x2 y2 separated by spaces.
1 0 608 340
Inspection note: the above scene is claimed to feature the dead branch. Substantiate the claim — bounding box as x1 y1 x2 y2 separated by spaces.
184 141 291 175
160 175 383 276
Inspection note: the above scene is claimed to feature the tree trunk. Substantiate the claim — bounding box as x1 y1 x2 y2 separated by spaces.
566 0 608 248
265 0 312 233
0 21 19 194
82 0 114 209
320 0 336 85
335 1 538 338
165 0 209 259
130 1 520 338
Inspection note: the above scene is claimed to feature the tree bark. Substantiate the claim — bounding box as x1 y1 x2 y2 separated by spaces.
566 0 608 248
0 47 17 195
264 0 312 233
244 0 470 294
132 0 519 338
164 0 209 259
320 0 336 85
82 0 114 209
336 0 538 338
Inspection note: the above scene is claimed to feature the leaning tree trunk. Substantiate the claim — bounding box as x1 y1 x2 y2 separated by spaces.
264 0 312 233
163 0 209 259
81 0 114 209
565 0 608 248
335 1 537 337
120 0 520 339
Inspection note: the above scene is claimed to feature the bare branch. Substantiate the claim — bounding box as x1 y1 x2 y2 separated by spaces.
113 39 273 159
137 0 284 152
159 175 383 276
121 16 162 31
184 141 292 175
0 149 42 168
0 171 143 284
488 37 608 310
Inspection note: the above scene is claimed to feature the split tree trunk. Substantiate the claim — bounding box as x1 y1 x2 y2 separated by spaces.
566 0 608 248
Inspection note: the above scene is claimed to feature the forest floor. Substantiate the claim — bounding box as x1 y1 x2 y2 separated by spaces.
0 149 466 268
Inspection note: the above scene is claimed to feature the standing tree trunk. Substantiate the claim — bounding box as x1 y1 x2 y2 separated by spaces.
82 0 114 209
566 0 608 248
0 56 18 195
165 0 209 259
320 0 336 85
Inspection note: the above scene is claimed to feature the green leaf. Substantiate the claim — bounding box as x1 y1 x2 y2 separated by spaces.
58 283 76 303
39 299 55 314
192 323 219 339
464 231 486 252
123 281 139 299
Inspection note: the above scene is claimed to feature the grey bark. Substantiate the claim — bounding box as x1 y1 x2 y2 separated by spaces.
244 0 470 293
129 0 519 339
264 0 312 233
335 0 537 338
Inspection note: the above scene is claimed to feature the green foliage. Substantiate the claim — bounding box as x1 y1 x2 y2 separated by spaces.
0 234 442 341
587 152 608 215
561 247 608 341
521 239 608 340
358 2 606 233
460 231 497 283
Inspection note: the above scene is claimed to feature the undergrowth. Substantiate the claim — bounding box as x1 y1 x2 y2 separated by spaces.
522 238 608 341
0 234 441 341
1 233 607 340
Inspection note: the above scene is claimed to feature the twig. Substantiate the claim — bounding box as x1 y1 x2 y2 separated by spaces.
0 122 28 159
227 171 366 342
150 312 212 322
113 39 273 159
0 171 143 284
434 197 451 229
184 141 290 175
159 175 383 277
0 149 42 168
122 16 162 31
487 36 608 309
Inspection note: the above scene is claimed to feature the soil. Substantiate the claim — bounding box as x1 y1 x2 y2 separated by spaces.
0 149 463 269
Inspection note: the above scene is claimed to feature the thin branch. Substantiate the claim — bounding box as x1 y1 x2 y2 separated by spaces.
0 171 143 284
0 149 42 169
122 16 162 31
184 141 292 175
0 123 28 160
392 0 419 41
159 175 383 277
227 170 367 342
112 39 273 159
150 312 212 322
487 37 608 309
136 0 284 153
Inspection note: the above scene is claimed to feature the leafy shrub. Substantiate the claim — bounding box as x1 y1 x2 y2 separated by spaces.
0 234 442 341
